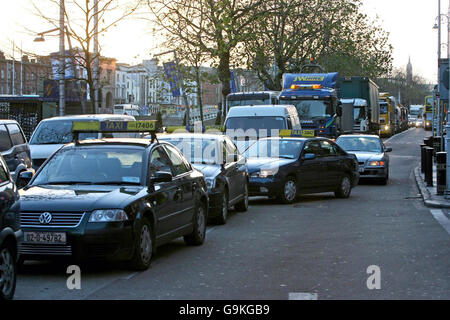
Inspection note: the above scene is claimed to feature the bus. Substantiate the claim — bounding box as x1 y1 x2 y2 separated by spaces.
113 104 140 116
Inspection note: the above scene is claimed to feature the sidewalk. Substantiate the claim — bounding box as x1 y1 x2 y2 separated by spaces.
414 165 450 208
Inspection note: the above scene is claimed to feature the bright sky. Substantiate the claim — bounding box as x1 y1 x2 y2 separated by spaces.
0 0 447 83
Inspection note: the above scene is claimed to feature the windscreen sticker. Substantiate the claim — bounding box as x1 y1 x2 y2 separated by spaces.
123 176 140 183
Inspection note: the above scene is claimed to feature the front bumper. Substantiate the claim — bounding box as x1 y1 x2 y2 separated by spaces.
19 220 135 262
248 176 284 196
359 166 387 179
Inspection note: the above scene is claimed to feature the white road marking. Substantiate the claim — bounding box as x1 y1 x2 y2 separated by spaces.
288 292 318 300
206 226 217 235
430 209 450 235
122 272 139 280
384 128 414 144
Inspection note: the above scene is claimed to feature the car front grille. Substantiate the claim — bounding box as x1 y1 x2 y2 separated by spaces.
19 244 72 256
21 212 85 228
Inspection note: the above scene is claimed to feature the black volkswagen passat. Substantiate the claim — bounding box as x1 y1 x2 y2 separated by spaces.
0 154 21 300
18 139 209 270
159 133 249 225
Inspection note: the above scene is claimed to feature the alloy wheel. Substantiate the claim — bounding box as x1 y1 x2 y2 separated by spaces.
0 248 15 298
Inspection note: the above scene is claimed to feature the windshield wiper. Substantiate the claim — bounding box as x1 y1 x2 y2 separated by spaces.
93 181 141 185
38 181 94 185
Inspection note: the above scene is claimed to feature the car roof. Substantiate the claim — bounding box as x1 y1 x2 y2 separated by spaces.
67 138 157 148
0 119 19 125
258 137 308 142
158 133 226 140
337 134 381 139
40 114 136 122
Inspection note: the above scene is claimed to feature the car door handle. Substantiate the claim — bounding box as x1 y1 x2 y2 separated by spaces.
174 187 182 201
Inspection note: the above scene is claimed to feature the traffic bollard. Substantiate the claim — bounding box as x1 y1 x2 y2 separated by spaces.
425 146 434 187
421 144 427 174
436 152 446 195
433 136 442 154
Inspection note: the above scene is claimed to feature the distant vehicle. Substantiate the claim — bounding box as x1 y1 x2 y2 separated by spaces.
224 105 301 153
339 76 380 135
0 120 33 185
113 104 140 116
279 73 343 138
245 135 359 203
158 133 249 225
0 154 21 300
379 93 395 137
409 105 424 127
336 134 392 185
424 96 433 131
18 120 209 270
29 114 137 171
226 91 280 110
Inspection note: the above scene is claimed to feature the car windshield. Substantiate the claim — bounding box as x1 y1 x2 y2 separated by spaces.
246 139 303 159
336 137 383 153
32 147 145 185
354 106 366 121
30 120 139 144
280 99 333 120
225 116 286 132
161 138 219 164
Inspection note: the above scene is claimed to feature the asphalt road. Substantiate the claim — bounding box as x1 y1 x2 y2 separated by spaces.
14 128 450 300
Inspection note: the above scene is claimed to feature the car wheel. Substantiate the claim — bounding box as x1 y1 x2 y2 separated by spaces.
235 182 249 212
130 218 153 271
380 170 389 185
278 176 297 204
184 201 207 246
335 174 352 198
0 244 17 300
215 190 229 225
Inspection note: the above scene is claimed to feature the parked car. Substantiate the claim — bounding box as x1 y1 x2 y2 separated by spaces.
0 120 33 185
0 154 21 300
158 133 249 224
18 121 209 270
336 134 392 185
245 136 359 203
29 114 138 171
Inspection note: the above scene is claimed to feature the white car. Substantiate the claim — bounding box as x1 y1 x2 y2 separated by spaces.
29 114 137 171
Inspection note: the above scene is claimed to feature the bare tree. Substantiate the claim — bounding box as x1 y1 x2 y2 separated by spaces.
148 0 267 112
32 0 142 113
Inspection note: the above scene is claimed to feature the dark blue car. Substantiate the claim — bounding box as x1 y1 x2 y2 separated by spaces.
245 137 359 203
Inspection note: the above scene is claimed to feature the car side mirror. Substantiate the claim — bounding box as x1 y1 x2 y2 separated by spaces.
18 170 33 187
150 171 172 184
385 147 392 152
303 153 316 160
336 103 343 117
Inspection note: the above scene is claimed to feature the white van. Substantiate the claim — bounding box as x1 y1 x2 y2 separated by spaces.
224 105 301 152
29 114 137 170
113 104 140 116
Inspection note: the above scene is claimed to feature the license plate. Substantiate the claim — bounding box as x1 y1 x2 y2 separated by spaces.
24 232 67 244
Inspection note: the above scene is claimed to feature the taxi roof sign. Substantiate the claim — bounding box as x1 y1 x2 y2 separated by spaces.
72 120 158 132
279 129 315 138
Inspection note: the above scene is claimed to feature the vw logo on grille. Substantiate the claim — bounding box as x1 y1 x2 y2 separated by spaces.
39 212 53 224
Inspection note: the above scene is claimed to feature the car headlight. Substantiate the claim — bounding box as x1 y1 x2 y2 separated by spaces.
89 209 128 222
384 125 390 130
205 177 216 190
259 169 278 178
368 161 385 167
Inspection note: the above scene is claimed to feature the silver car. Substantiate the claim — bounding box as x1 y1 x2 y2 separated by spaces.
336 134 392 185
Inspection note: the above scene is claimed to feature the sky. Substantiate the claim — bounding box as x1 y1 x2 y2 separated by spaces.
0 0 447 83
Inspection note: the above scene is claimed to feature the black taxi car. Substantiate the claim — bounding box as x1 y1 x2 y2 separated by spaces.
17 121 209 270
0 154 21 300
158 133 249 225
245 131 359 203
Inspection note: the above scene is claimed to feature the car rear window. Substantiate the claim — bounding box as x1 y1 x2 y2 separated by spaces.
6 124 26 146
0 124 12 152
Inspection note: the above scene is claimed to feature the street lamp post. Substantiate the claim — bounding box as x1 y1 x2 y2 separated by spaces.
59 0 65 116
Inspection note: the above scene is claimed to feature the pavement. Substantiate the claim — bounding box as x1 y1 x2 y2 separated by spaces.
414 153 450 209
